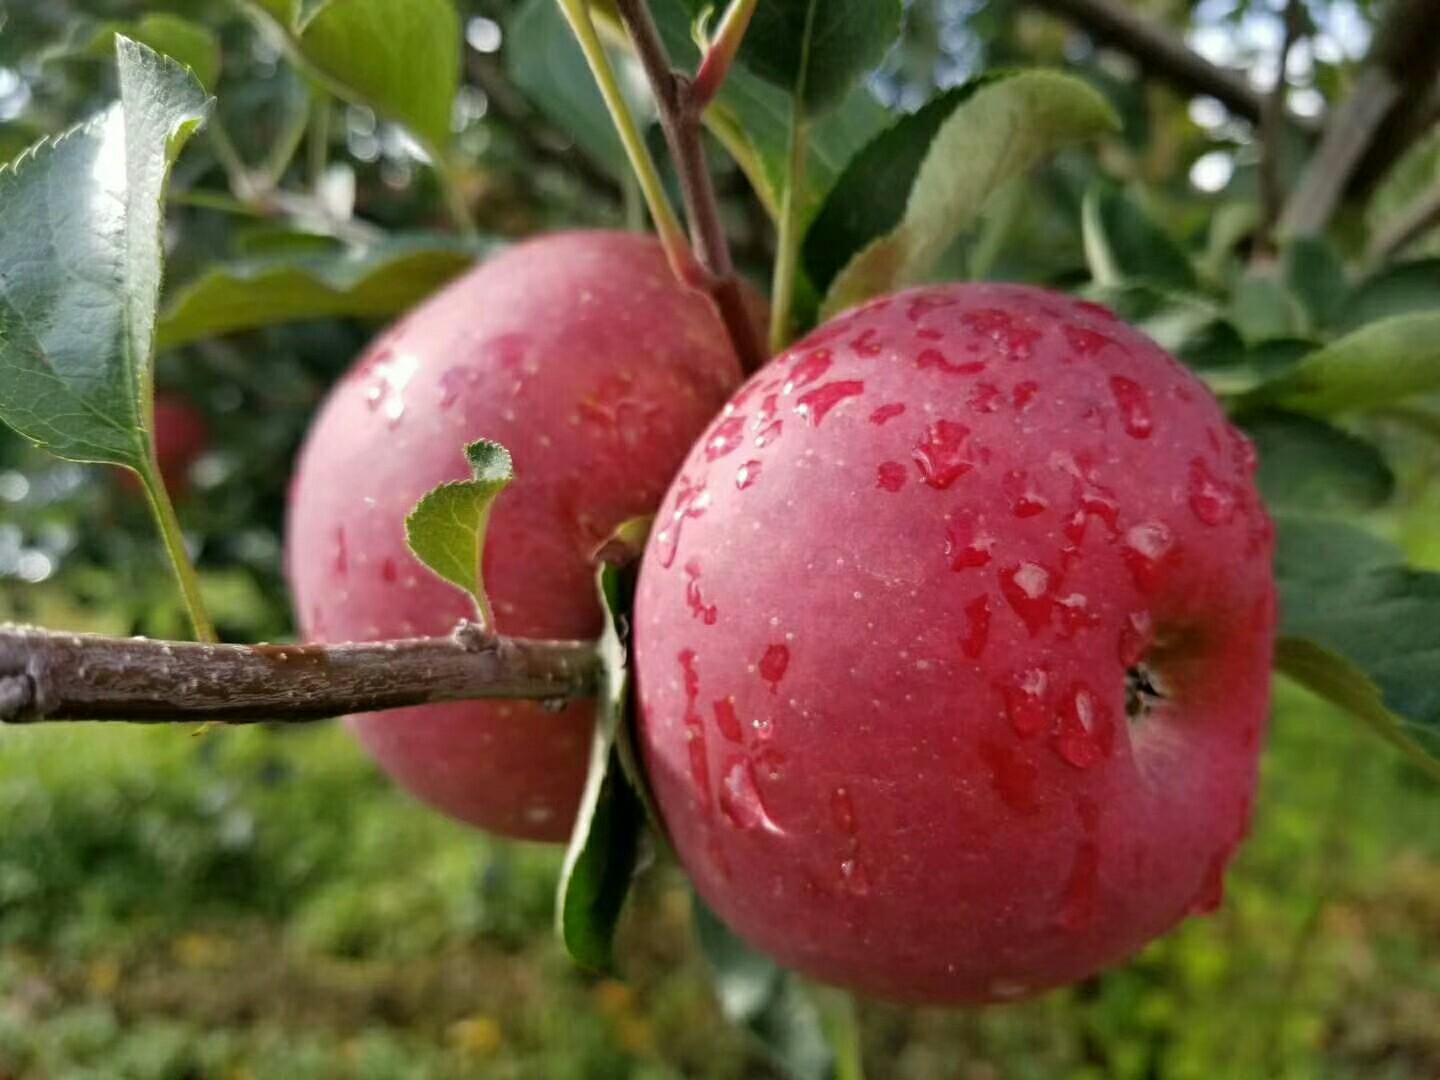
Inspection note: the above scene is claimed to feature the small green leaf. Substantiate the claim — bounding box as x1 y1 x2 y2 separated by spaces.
1282 237 1348 334
1276 515 1440 774
1228 270 1305 344
1082 183 1197 292
820 72 1117 318
557 524 651 973
1335 259 1440 333
246 0 460 155
1239 312 1440 415
53 14 223 91
404 441 514 625
0 38 210 470
711 0 901 115
506 0 629 178
158 234 491 348
1241 409 1394 513
694 896 835 1080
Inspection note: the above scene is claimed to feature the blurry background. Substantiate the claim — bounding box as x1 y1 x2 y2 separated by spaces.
1 1 1439 1076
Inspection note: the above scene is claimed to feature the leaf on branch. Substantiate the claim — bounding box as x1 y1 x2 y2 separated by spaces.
1238 312 1440 415
1276 515 1440 777
404 441 515 626
556 520 653 973
693 896 835 1080
1082 182 1197 293
0 38 210 472
815 72 1118 319
1240 409 1395 513
716 0 901 115
157 234 491 348
46 13 222 91
1334 258 1440 333
1281 237 1349 335
242 0 459 155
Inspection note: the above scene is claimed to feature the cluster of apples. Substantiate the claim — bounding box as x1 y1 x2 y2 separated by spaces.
285 231 1275 1004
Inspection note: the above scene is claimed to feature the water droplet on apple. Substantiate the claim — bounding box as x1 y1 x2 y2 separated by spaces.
831 786 858 835
999 562 1055 636
1001 667 1050 737
796 380 865 426
961 596 991 659
712 698 742 743
759 644 790 691
913 420 975 490
877 461 907 492
1109 375 1153 439
869 403 906 426
1188 457 1237 525
719 756 780 833
705 415 746 461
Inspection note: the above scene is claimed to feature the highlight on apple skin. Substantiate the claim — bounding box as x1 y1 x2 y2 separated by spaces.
286 230 748 841
633 283 1276 1003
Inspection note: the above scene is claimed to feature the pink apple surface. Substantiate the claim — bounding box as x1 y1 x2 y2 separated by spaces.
634 283 1276 1002
287 231 746 841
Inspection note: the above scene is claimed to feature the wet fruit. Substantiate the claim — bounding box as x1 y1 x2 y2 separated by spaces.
287 231 748 841
633 283 1275 1002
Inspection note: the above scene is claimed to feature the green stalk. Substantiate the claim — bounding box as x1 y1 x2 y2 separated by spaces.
307 88 331 187
770 102 809 354
140 464 216 644
432 148 479 237
555 0 693 275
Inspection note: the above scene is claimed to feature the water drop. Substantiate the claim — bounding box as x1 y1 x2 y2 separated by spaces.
683 561 718 625
945 516 994 571
719 756 781 833
759 644 790 691
1056 841 1099 930
851 328 883 357
679 650 712 808
839 858 872 896
380 558 398 583
876 461 907 492
961 595 991 659
705 415 747 461
1109 375 1154 439
999 562 1055 636
735 459 762 490
1118 611 1154 667
979 739 1039 814
333 527 348 578
1053 684 1113 769
968 382 1004 413
831 787 858 835
796 381 865 426
959 308 1042 360
918 348 986 376
655 476 710 569
1123 521 1177 593
1063 324 1114 357
1188 457 1237 525
869 403 906 426
785 349 833 393
1012 381 1040 412
913 420 975 490
1075 299 1118 322
1001 667 1050 738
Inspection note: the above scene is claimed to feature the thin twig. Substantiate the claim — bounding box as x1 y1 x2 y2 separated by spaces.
612 0 767 374
1365 177 1440 265
0 623 599 725
1257 0 1308 254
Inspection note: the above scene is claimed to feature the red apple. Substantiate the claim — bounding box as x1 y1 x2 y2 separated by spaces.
287 231 748 841
633 283 1275 1002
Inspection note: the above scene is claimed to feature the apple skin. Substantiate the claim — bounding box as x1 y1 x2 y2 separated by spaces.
286 231 747 842
633 283 1276 1003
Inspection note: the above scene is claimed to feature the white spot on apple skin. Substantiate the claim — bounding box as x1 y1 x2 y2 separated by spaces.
1013 562 1050 599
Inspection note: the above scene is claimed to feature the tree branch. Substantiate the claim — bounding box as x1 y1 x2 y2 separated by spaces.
1366 177 1440 264
1258 0 1308 255
0 623 599 725
612 0 767 374
1280 0 1440 237
1025 0 1317 132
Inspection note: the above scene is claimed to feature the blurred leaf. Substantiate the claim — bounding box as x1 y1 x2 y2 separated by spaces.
1229 271 1305 344
1241 409 1394 513
0 39 210 471
245 0 459 153
557 527 647 973
1282 237 1348 334
693 896 835 1080
157 235 490 348
711 0 901 115
54 14 222 91
821 72 1117 318
1200 200 1261 282
506 0 629 177
1276 517 1440 774
1082 183 1196 292
404 441 513 619
1239 313 1440 415
1336 259 1440 332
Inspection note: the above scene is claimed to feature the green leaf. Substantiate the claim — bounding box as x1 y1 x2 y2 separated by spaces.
1276 516 1440 774
694 896 835 1080
721 0 901 115
556 534 649 973
1335 259 1440 333
1082 183 1197 292
0 38 210 470
1241 409 1394 513
246 0 460 154
506 0 628 178
52 14 223 91
820 72 1117 318
1228 270 1305 344
157 234 490 348
404 441 514 624
1239 312 1440 415
1282 236 1348 334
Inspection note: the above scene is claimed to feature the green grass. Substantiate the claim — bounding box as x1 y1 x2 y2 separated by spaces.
0 680 1436 1078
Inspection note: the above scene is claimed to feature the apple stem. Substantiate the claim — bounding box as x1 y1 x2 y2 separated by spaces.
692 0 760 111
0 623 599 725
611 0 768 374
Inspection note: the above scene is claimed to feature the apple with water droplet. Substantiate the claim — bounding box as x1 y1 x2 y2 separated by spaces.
286 231 751 841
634 283 1275 1002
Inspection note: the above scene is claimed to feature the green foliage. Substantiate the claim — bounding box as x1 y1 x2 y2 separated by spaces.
52 14 222 90
1243 410 1395 514
246 0 460 155
0 39 208 473
404 440 514 624
158 235 489 348
820 71 1118 317
1083 183 1197 292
